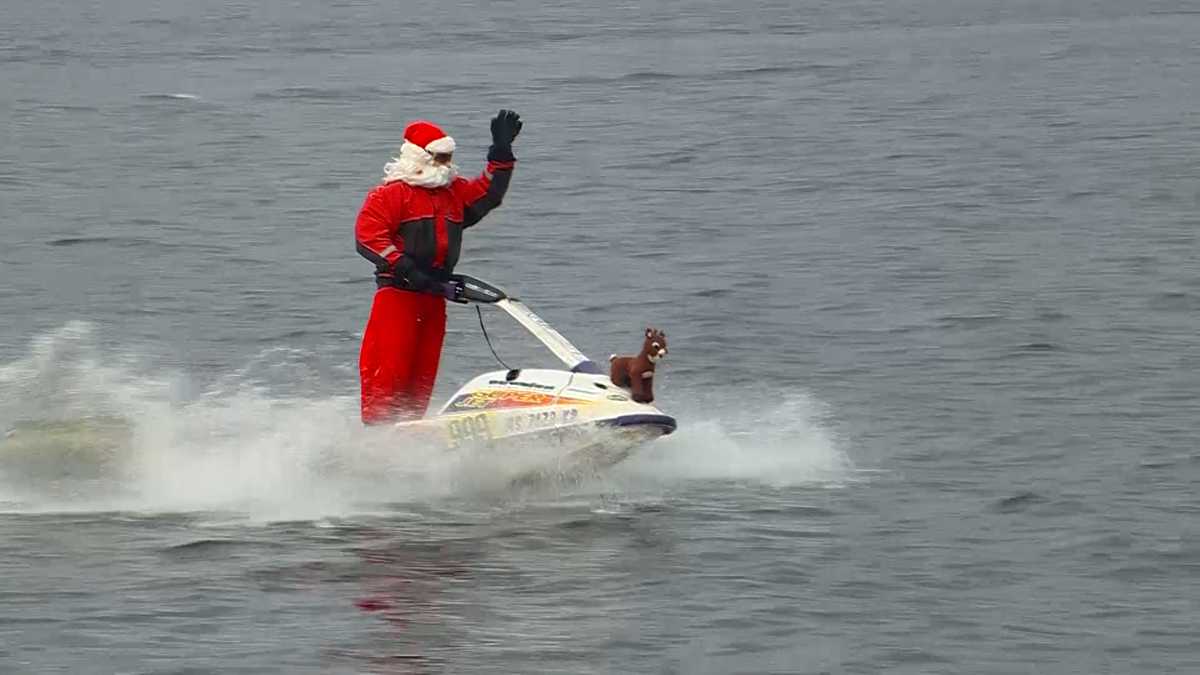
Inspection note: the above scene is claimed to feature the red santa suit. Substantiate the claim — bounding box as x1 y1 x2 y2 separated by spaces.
355 120 515 424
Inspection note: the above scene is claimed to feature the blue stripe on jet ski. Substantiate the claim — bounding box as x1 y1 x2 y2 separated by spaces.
597 414 677 435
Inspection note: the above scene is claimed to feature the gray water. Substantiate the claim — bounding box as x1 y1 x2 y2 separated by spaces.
2 0 1199 672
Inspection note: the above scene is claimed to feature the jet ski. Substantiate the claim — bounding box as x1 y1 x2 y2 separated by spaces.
392 275 676 473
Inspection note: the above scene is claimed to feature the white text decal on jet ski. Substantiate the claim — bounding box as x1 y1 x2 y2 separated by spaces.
505 408 579 434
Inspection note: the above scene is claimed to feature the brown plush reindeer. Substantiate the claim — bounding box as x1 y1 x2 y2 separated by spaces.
609 328 668 404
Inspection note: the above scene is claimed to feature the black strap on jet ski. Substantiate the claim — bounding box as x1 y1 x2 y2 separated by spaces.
476 305 513 372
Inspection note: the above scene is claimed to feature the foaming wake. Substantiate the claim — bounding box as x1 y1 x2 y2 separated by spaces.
0 323 855 518
0 322 461 517
615 389 854 488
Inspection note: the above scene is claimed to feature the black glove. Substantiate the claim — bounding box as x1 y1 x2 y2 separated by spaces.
489 109 522 162
391 254 432 290
432 279 466 303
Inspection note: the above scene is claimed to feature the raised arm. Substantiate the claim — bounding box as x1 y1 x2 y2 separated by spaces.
454 110 522 229
455 156 515 228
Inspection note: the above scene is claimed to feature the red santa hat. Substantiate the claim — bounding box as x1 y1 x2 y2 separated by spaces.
403 120 456 155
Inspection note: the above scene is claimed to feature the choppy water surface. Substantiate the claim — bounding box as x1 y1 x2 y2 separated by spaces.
2 1 1198 673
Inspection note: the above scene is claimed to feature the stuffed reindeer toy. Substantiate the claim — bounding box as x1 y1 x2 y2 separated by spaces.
609 328 668 404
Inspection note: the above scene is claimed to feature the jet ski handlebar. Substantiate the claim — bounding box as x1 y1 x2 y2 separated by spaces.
432 274 508 305
432 274 600 374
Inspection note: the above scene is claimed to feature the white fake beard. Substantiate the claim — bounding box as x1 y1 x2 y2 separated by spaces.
382 141 459 188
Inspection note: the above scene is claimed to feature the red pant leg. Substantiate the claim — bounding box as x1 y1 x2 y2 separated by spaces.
405 293 447 417
360 288 421 425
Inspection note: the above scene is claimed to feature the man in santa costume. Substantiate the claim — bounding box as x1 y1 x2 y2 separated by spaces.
355 109 522 424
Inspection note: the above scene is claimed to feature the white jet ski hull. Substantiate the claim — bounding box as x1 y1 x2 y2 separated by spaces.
392 368 675 470
382 274 677 478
